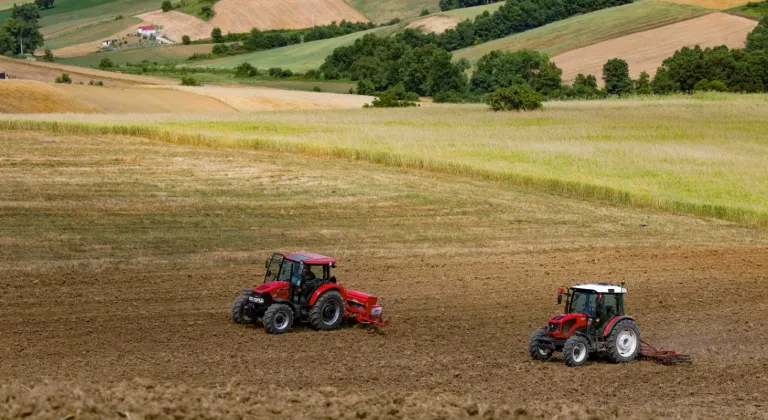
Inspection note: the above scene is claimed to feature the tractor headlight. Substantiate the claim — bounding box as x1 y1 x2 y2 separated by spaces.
249 296 264 304
371 306 383 317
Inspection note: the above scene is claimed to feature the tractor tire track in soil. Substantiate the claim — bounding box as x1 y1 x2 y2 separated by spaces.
2 247 767 418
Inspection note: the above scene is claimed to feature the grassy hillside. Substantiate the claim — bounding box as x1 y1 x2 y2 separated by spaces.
3 94 767 225
195 27 384 71
45 17 141 51
345 0 440 22
58 44 214 66
454 0 710 62
0 0 31 11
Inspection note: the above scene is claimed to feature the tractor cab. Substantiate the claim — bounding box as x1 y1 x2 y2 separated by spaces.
530 282 639 367
263 252 337 305
555 283 626 331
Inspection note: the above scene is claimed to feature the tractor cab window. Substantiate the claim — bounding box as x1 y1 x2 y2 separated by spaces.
278 260 300 285
569 290 598 318
599 293 624 318
302 265 324 281
265 253 283 282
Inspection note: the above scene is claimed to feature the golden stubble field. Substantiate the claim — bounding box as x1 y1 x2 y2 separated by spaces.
0 126 767 419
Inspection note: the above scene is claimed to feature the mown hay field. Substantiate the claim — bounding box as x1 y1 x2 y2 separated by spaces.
345 0 440 22
2 93 767 225
453 0 710 62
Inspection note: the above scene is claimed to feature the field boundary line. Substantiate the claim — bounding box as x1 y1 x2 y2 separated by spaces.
1 119 765 227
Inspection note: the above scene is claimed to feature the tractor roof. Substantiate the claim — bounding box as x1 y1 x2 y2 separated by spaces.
285 252 336 265
571 283 627 294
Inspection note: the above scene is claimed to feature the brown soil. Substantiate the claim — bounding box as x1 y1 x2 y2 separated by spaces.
1 131 767 419
56 84 236 113
0 56 166 86
552 13 758 83
406 15 462 33
137 10 213 42
209 0 368 32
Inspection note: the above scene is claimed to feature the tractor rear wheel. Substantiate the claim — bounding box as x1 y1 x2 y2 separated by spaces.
231 295 252 325
263 304 293 334
309 291 344 331
528 329 553 361
563 335 590 367
606 319 640 363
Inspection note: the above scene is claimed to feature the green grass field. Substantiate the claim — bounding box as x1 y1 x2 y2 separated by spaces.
0 0 31 12
454 0 710 62
58 44 213 66
44 16 141 51
727 1 768 19
195 27 385 71
2 93 767 225
15 0 158 38
345 0 440 22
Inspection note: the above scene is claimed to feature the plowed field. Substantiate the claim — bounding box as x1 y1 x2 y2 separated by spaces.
552 12 758 82
209 0 367 32
1 129 767 419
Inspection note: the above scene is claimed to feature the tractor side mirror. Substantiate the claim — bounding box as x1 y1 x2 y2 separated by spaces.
557 288 563 304
265 259 270 269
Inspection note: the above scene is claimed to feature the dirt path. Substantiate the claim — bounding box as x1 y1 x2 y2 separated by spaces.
552 13 758 82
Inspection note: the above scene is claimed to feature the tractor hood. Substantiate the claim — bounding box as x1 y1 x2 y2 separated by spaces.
253 281 289 294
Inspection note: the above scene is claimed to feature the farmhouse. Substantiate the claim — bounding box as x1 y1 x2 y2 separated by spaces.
137 25 157 36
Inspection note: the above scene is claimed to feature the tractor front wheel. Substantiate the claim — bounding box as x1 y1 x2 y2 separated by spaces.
563 335 590 367
231 295 252 325
528 329 553 361
263 304 293 334
606 319 640 363
309 291 344 331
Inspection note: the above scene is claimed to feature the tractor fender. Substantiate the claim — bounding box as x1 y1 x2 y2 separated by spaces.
308 283 347 306
602 316 635 337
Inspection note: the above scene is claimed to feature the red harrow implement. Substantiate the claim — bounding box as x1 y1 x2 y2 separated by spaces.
639 340 693 365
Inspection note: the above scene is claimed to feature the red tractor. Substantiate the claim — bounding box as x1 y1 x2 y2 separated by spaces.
232 252 390 334
528 283 640 367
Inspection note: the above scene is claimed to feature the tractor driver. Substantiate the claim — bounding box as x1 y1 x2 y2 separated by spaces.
300 264 321 303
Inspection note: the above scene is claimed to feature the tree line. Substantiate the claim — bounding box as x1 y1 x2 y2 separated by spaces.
188 20 375 60
439 0 503 12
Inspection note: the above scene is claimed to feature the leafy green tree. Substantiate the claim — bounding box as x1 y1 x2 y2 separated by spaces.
420 9 430 16
161 1 172 12
42 47 54 62
12 3 40 21
55 73 72 84
634 71 652 95
180 76 200 86
745 17 768 52
99 57 114 69
366 83 419 108
471 50 561 97
650 68 679 94
602 58 633 95
211 27 223 43
182 35 191 45
234 62 258 77
570 73 602 99
356 79 376 95
486 85 543 111
1 17 44 55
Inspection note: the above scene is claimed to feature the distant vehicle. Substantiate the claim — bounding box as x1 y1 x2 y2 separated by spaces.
232 252 390 334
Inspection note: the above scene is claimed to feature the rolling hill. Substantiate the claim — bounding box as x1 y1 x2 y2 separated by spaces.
552 12 758 82
208 0 368 32
345 0 440 23
453 0 710 62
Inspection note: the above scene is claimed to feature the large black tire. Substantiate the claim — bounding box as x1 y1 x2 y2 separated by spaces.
309 291 345 331
528 329 553 361
605 319 640 363
263 304 293 334
563 335 590 367
231 295 252 325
